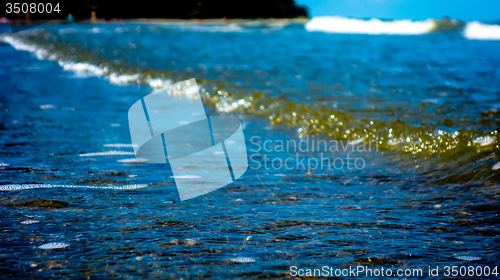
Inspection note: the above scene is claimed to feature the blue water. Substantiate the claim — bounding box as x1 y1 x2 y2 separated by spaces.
0 23 499 278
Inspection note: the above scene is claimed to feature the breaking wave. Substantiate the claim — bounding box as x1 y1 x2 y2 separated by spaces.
0 35 173 89
2 29 498 157
463 21 500 40
2 27 500 186
305 16 463 35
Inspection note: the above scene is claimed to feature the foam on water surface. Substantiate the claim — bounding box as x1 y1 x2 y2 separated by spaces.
103 144 138 148
79 151 135 157
454 256 482 261
117 158 149 163
464 22 500 40
229 257 256 263
0 184 149 191
305 16 462 35
38 242 70 250
20 220 40 225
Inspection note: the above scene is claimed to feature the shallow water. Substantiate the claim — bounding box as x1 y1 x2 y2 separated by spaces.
0 23 499 278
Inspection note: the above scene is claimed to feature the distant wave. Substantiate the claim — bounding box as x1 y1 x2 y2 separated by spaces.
463 22 500 40
305 16 463 35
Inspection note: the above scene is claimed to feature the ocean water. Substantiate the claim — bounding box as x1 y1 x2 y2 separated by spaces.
0 19 500 278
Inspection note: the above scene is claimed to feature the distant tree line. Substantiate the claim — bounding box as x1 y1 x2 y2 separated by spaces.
4 0 308 20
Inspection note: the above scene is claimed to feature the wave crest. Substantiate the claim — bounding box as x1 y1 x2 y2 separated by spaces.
305 16 462 35
463 21 500 40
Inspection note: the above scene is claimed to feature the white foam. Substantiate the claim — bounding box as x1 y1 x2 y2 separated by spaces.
171 175 201 179
109 73 140 85
454 255 481 261
59 61 107 76
472 135 495 146
348 137 365 145
0 163 9 167
40 104 55 109
229 257 256 263
1 35 139 88
79 151 135 157
117 158 149 163
492 162 500 170
0 184 149 191
88 27 109 34
20 220 40 225
103 143 137 148
216 98 251 113
2 36 51 61
464 22 500 40
1 36 110 79
1 36 39 52
1 34 183 97
305 16 438 35
147 78 172 89
38 242 70 250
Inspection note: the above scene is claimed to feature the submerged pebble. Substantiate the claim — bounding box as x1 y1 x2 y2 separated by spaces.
185 239 198 246
38 242 70 250
454 256 481 261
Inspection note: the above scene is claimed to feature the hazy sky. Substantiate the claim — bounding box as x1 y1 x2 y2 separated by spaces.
295 0 500 21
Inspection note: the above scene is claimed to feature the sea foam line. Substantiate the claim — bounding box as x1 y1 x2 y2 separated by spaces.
0 34 172 89
79 151 135 157
229 257 256 263
38 242 70 250
103 143 138 148
117 158 149 163
0 184 149 191
20 220 40 224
